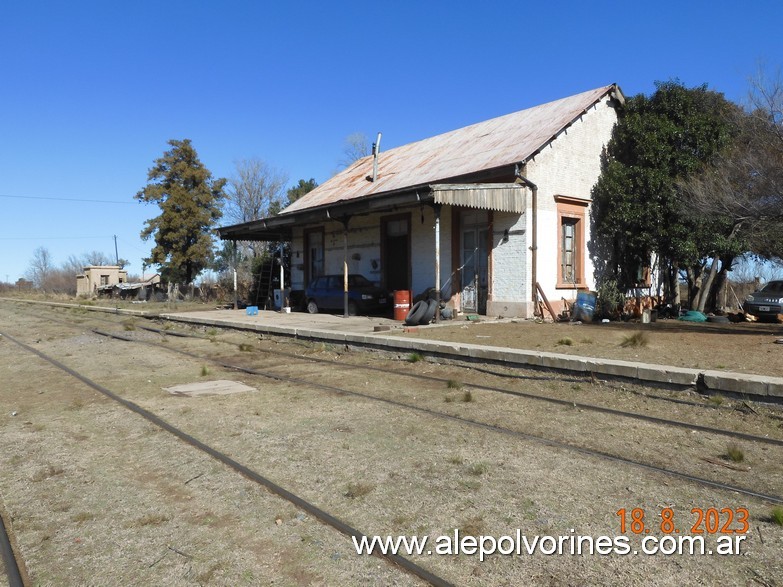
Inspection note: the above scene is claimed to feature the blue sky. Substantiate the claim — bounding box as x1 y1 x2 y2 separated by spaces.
1 0 780 283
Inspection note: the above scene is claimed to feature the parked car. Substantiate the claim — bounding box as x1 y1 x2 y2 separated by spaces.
743 280 783 321
305 274 389 315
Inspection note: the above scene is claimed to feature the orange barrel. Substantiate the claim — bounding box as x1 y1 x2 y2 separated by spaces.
393 290 411 321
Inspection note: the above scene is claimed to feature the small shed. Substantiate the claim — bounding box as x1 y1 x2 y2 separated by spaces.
76 266 128 296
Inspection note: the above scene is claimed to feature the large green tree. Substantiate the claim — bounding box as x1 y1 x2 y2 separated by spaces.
590 81 739 310
136 139 226 284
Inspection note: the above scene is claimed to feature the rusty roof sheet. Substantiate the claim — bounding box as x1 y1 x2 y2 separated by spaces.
282 84 618 215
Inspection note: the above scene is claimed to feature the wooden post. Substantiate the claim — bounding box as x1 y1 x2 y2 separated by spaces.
535 282 558 321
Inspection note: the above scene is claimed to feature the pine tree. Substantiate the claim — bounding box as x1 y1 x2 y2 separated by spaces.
136 139 226 284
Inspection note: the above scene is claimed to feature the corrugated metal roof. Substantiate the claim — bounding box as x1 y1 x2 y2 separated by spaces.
282 84 618 215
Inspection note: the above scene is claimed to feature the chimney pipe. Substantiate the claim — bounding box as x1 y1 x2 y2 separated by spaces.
370 132 382 182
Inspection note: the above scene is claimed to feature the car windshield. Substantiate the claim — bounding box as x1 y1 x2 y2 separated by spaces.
761 281 783 294
348 275 373 287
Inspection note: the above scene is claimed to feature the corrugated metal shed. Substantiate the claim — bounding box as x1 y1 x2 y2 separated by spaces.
282 84 620 215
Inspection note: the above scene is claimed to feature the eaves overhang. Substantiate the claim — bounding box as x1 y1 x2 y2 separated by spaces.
217 187 435 242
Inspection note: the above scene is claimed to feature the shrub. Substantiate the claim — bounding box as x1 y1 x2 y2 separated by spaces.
620 331 649 348
770 506 783 526
726 443 744 463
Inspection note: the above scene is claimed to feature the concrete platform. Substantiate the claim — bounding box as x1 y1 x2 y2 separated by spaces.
159 308 783 402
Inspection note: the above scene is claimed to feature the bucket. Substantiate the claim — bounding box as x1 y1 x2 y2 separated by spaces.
393 290 411 321
572 291 596 322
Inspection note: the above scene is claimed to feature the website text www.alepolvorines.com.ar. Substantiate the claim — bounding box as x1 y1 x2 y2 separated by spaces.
352 529 747 562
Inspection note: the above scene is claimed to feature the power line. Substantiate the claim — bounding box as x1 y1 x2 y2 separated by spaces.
0 236 114 240
0 193 136 205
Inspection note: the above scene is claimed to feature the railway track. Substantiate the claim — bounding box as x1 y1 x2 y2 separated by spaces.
0 328 454 587
131 323 783 449
0 501 25 587
7 302 783 500
88 326 783 505
3 301 783 584
13 301 783 449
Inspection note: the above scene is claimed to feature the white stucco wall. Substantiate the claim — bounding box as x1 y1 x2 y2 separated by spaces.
522 95 619 312
410 205 452 299
291 207 452 298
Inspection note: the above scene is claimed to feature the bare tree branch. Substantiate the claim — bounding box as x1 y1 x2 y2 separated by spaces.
224 158 289 225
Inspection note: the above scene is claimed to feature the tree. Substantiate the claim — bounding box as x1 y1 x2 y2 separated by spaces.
224 158 289 224
135 139 226 284
84 250 112 266
676 68 783 308
25 246 53 289
285 178 318 207
590 81 738 311
339 132 371 168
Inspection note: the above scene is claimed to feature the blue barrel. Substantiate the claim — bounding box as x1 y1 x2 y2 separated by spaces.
573 292 597 322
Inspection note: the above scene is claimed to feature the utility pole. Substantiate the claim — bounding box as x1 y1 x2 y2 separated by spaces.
113 235 119 265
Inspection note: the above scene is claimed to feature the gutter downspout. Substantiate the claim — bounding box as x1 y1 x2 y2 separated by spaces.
514 165 538 307
434 203 442 322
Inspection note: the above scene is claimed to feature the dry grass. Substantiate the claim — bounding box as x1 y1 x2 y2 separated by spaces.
556 337 574 346
460 515 485 537
619 331 649 348
468 462 489 476
133 513 171 527
344 482 375 499
71 512 96 523
30 465 64 482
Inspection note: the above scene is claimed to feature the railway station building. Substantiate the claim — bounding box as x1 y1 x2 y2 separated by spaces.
218 84 624 318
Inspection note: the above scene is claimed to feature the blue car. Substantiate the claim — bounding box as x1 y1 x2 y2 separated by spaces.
305 274 389 316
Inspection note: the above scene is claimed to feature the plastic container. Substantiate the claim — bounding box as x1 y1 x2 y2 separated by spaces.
572 291 596 322
393 290 411 321
246 306 258 316
273 288 291 310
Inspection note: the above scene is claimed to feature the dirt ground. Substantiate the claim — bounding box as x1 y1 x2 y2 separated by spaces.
394 317 783 378
1 301 783 586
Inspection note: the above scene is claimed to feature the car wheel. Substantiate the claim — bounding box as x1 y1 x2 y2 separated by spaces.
307 299 319 314
347 300 358 316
